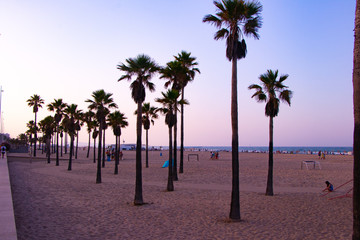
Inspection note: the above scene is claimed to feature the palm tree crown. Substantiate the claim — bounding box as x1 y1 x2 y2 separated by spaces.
203 0 262 61
156 90 188 127
86 89 118 123
47 98 67 123
27 94 44 113
174 51 200 88
117 54 159 103
107 111 128 135
249 69 293 117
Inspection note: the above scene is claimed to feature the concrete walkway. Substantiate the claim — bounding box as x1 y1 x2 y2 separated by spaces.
0 153 18 240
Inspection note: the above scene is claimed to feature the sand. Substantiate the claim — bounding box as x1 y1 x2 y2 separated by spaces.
7 149 353 240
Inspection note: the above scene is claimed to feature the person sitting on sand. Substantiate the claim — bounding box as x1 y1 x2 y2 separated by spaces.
323 181 334 192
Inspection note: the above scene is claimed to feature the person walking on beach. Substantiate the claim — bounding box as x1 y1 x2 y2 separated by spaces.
1 145 6 158
318 151 321 159
323 181 334 192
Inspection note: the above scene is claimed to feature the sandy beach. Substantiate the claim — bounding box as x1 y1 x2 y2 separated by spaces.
8 149 353 239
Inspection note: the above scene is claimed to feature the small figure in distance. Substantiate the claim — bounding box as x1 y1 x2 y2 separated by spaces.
323 181 334 192
1 145 6 158
318 150 321 159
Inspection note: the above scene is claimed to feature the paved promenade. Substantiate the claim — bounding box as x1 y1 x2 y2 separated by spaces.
0 153 17 240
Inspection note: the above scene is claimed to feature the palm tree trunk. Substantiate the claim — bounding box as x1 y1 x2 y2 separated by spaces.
229 58 240 221
114 136 119 174
146 129 149 168
266 117 274 196
61 134 63 157
353 1 360 238
96 123 103 183
173 109 178 181
65 133 68 154
167 126 174 191
52 135 54 152
102 129 106 168
56 130 59 166
68 134 74 171
46 136 51 163
93 136 96 163
180 88 185 174
87 131 91 158
34 112 37 157
75 131 79 159
134 101 143 205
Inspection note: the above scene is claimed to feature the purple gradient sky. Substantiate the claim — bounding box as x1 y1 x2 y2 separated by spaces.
0 0 355 147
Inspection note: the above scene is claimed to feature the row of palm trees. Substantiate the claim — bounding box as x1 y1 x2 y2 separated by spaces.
26 91 129 182
23 0 360 237
26 50 200 205
117 51 200 204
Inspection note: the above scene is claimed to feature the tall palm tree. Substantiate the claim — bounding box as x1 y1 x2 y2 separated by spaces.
47 99 67 166
27 94 45 157
63 104 81 171
203 0 262 221
107 111 128 174
175 51 200 174
83 111 96 158
249 69 292 196
135 103 158 168
39 116 55 163
156 89 188 191
160 60 186 181
86 89 117 183
117 54 159 205
353 1 360 238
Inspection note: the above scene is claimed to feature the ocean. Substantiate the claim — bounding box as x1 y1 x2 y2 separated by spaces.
181 146 353 155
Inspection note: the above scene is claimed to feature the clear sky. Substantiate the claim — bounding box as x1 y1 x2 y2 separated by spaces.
0 0 355 147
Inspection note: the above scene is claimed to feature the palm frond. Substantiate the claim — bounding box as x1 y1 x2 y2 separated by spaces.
214 28 229 40
279 90 293 106
203 13 222 28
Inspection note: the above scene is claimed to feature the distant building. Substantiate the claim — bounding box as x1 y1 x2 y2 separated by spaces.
0 133 10 145
121 144 136 150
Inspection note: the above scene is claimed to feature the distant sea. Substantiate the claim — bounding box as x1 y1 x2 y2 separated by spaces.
181 146 353 155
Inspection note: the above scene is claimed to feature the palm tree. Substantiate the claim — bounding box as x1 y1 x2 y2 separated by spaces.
135 103 158 168
203 0 262 221
160 60 186 181
39 116 55 163
107 111 128 174
156 89 188 191
175 51 200 174
117 54 159 205
63 104 81 171
353 1 360 238
86 89 117 183
249 69 292 196
47 99 67 166
27 94 45 157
